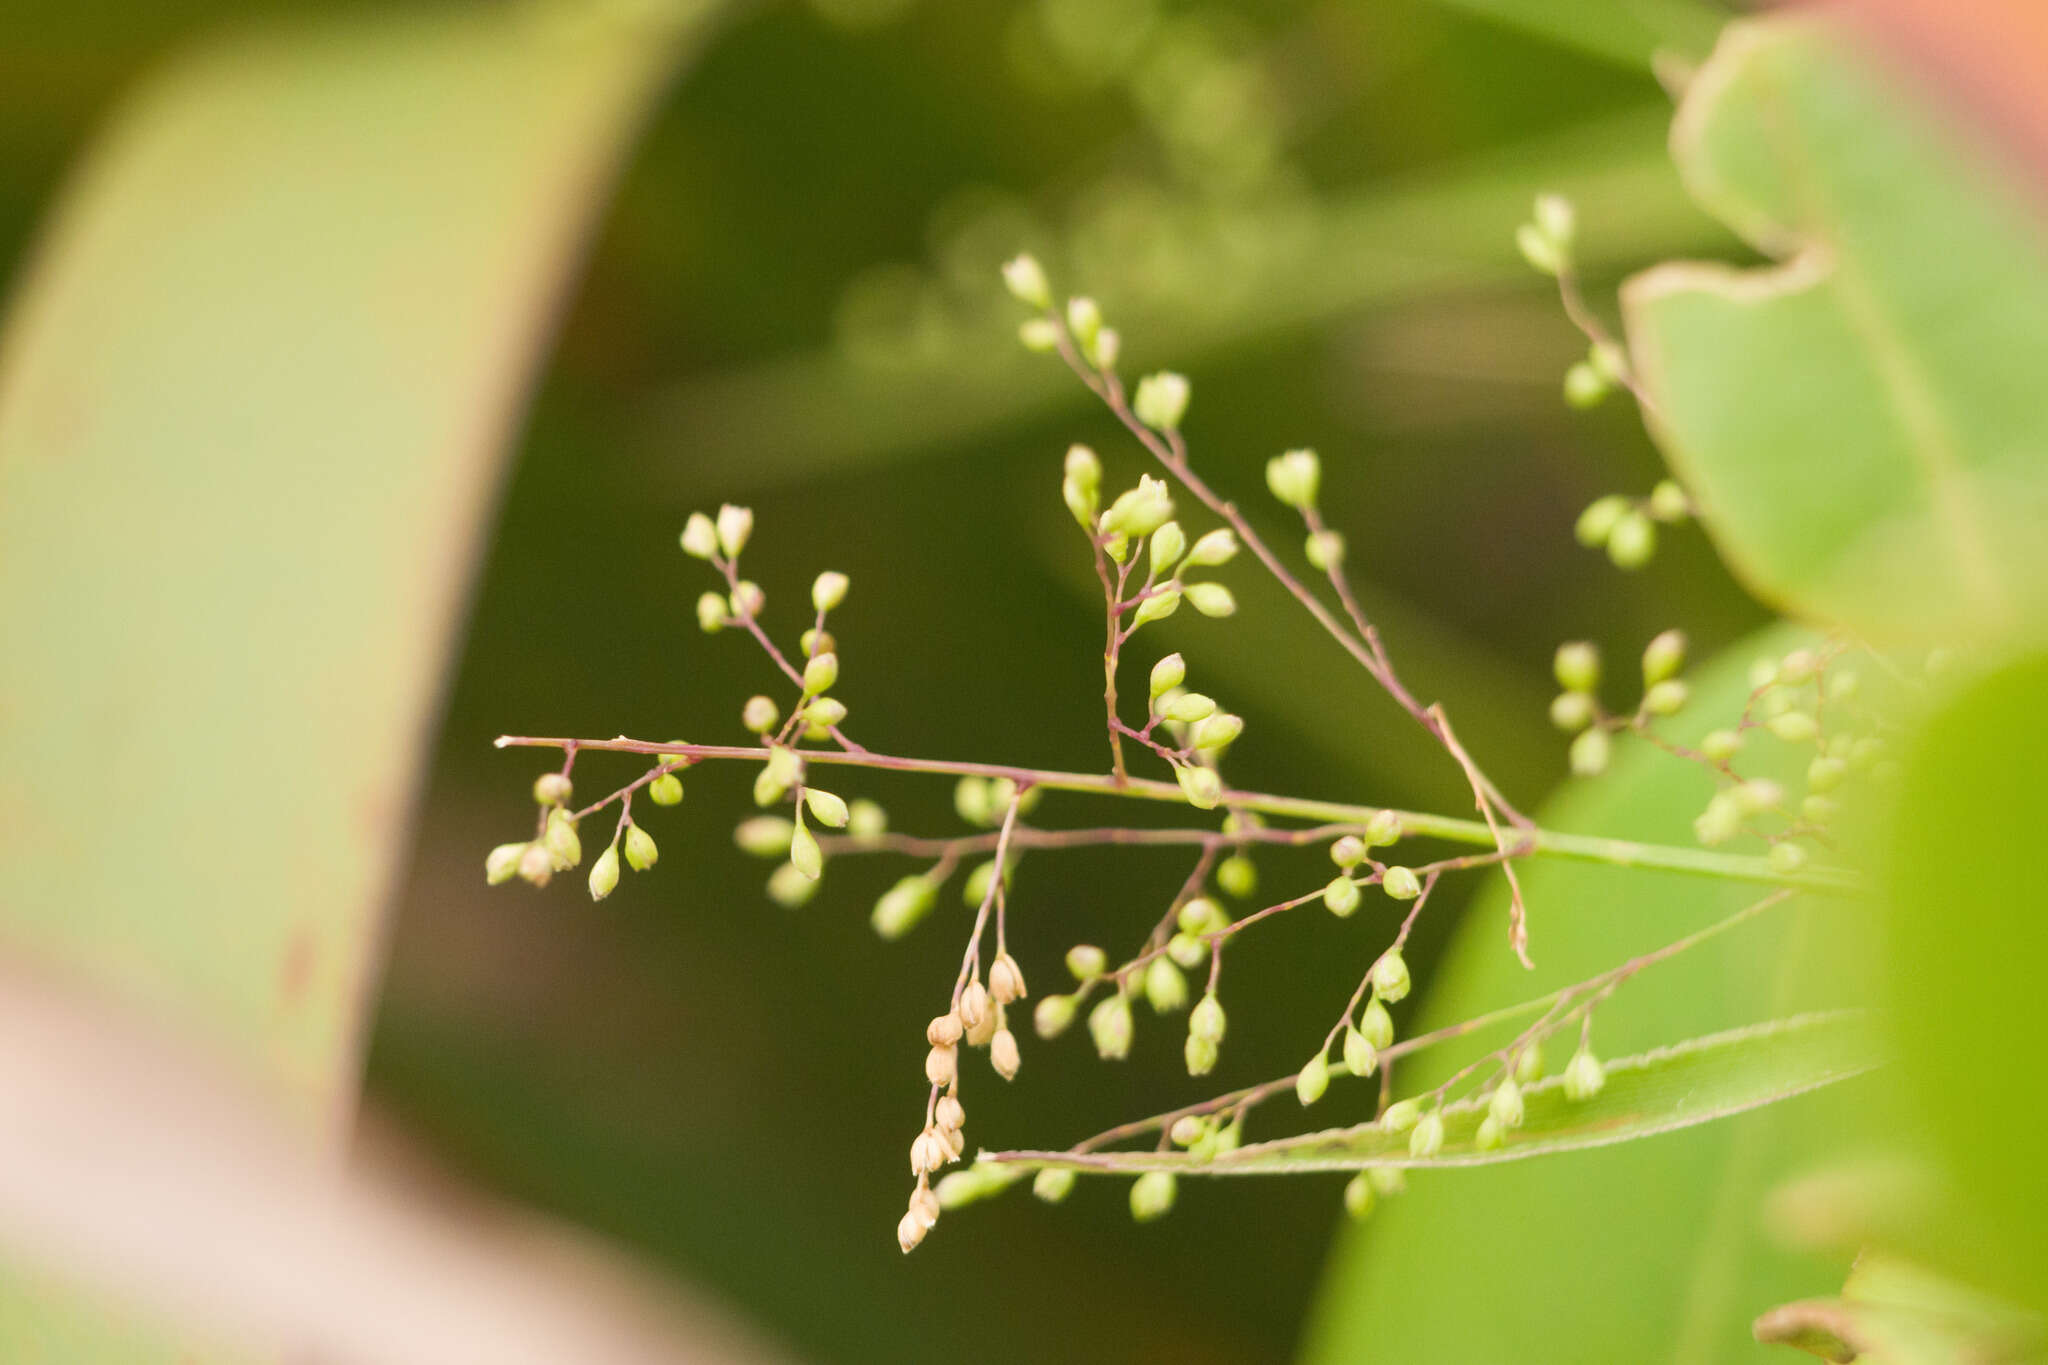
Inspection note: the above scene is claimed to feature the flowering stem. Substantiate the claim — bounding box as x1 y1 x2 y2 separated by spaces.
494 734 1859 893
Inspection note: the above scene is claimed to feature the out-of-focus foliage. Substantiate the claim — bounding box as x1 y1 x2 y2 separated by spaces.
1625 17 2048 641
1304 624 1889 1364
0 1 707 1355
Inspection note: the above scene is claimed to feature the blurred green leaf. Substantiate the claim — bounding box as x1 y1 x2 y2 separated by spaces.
0 1 710 1354
1003 1012 1880 1176
1624 16 2048 641
1300 623 1880 1364
1425 0 1721 69
1755 1253 2046 1364
1880 653 2048 1311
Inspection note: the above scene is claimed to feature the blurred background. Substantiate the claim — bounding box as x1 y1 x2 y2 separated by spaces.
0 0 1792 1360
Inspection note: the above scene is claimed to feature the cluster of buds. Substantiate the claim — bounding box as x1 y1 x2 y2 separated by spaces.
486 761 687 901
900 950 1029 1252
1549 630 1689 778
1572 481 1690 571
1144 652 1244 810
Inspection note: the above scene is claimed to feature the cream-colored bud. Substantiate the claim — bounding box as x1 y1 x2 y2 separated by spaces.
516 842 554 886
964 1005 998 1048
679 512 718 559
925 1045 958 1087
715 503 753 558
959 980 992 1030
935 1095 965 1132
938 1125 965 1160
811 571 850 613
989 953 1027 1003
896 1209 927 1254
927 1013 963 1047
910 1127 947 1176
909 1183 941 1231
991 1028 1021 1080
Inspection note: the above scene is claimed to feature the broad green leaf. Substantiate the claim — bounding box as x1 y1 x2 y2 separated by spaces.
1301 623 1883 1365
1622 16 2048 640
994 1013 1881 1175
0 3 709 1355
1754 1254 2046 1364
1880 653 2048 1310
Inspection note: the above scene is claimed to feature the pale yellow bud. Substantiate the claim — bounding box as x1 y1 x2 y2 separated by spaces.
959 980 992 1030
990 953 1028 1003
935 1095 965 1132
927 1013 964 1047
925 1045 958 1087
991 1028 1021 1080
897 1209 927 1253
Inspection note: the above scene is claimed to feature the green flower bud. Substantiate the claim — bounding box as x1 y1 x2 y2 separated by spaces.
1488 1077 1525 1128
1343 1172 1376 1219
1848 736 1886 772
742 695 779 734
679 512 718 559
1305 529 1345 571
486 842 527 886
1165 692 1216 723
789 824 822 881
1779 649 1818 684
1693 792 1742 846
1088 326 1121 370
1475 1114 1506 1151
872 874 937 939
1569 726 1611 777
1176 764 1223 810
1001 253 1051 308
1607 511 1655 569
1564 1046 1606 1101
1185 582 1236 618
1575 494 1629 548
1342 1025 1379 1078
1550 690 1595 732
1324 875 1361 917
1034 993 1078 1038
766 860 818 908
795 788 845 830
1643 680 1688 716
1534 192 1575 248
1169 1115 1207 1148
1144 956 1189 1014
809 571 849 614
1381 866 1422 902
962 858 999 908
1769 841 1808 874
1515 221 1562 276
954 776 993 826
1802 794 1839 825
588 843 621 901
803 697 848 734
754 745 801 807
734 816 794 857
1265 448 1321 509
1358 997 1395 1050
1700 729 1743 762
1371 948 1412 1002
1129 1171 1177 1223
1101 474 1175 538
1177 896 1226 935
1065 295 1101 348
1734 779 1784 815
1641 629 1687 685
1563 361 1608 409
1020 317 1061 352
714 504 753 559
1148 521 1187 576
1148 653 1186 700
1089 994 1134 1060
1184 528 1238 568
533 772 573 806
695 591 727 633
1380 1098 1421 1132
1192 713 1244 751
802 652 838 697
1515 1043 1543 1084
1189 992 1227 1044
1132 372 1190 432
1588 339 1627 383
1296 1051 1331 1106
623 823 658 872
1065 944 1107 981
1184 1032 1219 1076
1064 444 1101 495
1409 1109 1445 1158
1217 853 1257 898
1330 835 1367 869
1033 1168 1076 1204
1769 711 1819 743
1648 479 1690 521
1131 588 1181 627
846 798 886 838
1364 810 1402 847
1103 533 1129 563
1553 641 1600 693
648 772 684 806
1063 473 1099 529
544 808 582 871
1806 756 1846 793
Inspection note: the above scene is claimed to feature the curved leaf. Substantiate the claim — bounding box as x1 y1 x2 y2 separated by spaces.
1623 17 2048 640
